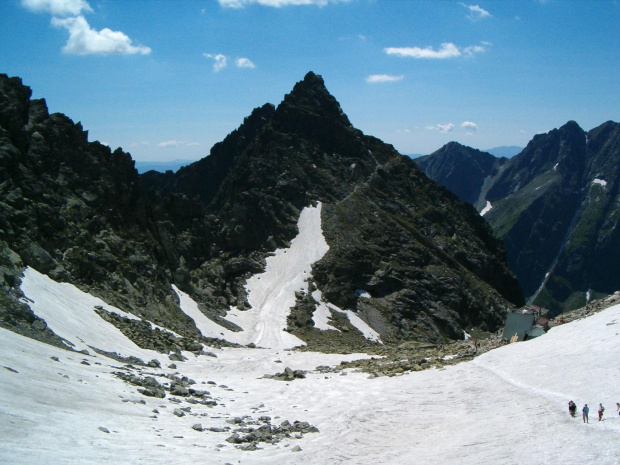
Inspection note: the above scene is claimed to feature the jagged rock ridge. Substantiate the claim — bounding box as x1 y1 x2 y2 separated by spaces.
0 72 523 347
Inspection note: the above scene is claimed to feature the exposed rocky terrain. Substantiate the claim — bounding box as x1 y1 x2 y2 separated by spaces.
416 121 620 314
0 71 523 350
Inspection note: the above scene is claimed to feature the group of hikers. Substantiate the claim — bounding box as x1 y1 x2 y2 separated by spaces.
568 401 620 423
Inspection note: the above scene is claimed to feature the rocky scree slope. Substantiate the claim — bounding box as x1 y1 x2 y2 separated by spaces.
143 72 524 344
416 120 620 314
0 72 523 349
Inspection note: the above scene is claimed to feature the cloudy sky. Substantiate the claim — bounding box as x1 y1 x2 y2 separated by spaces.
1 0 619 161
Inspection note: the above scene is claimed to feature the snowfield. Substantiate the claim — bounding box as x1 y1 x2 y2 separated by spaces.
1 204 620 464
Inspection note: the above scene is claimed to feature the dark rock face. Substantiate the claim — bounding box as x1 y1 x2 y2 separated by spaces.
0 74 198 338
417 120 620 314
1 72 523 346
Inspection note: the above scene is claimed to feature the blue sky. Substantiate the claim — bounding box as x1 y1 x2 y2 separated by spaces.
1 0 619 161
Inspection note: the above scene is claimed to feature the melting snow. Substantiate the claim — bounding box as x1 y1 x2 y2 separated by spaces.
355 289 372 299
312 288 381 343
222 202 329 350
311 289 339 331
19 268 173 357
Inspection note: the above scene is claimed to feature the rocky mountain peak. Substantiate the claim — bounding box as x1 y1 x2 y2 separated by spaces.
415 142 504 206
273 72 355 148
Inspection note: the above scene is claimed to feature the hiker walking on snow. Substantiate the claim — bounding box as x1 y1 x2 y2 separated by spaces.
598 403 605 421
582 404 589 423
568 400 576 417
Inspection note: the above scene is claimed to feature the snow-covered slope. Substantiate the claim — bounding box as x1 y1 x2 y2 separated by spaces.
2 282 620 463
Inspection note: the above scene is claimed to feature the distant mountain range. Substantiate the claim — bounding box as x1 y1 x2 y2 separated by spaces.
0 72 522 350
415 122 620 314
484 146 523 158
408 146 522 161
135 159 193 174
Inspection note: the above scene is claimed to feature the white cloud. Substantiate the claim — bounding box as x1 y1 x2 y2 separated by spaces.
463 45 486 57
460 3 492 21
461 121 478 131
205 54 256 72
204 53 228 72
21 0 92 16
235 57 256 69
50 15 151 55
218 0 346 8
130 141 150 147
385 42 487 59
157 140 179 148
427 123 455 134
384 43 461 59
365 74 404 83
157 140 199 148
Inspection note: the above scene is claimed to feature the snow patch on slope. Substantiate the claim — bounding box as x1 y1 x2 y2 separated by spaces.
312 289 382 343
593 178 607 187
172 284 239 340
223 202 330 349
480 200 493 216
19 267 165 358
311 289 340 331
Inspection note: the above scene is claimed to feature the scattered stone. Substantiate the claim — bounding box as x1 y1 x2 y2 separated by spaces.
168 353 187 362
99 427 110 434
173 409 185 417
32 319 47 331
292 445 302 452
267 367 307 381
192 424 203 432
51 356 59 362
224 416 319 450
209 427 227 433
3 366 18 373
